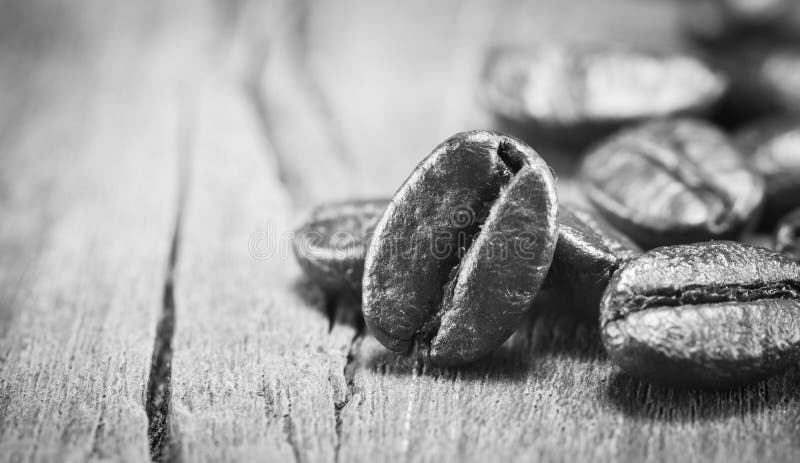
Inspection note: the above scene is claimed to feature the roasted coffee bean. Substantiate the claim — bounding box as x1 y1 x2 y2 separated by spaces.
362 131 558 366
481 45 726 149
581 119 764 249
682 0 800 42
536 205 641 321
601 241 800 388
735 118 800 227
775 208 800 261
293 199 389 295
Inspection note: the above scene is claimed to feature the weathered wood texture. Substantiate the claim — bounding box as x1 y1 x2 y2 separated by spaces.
1 0 799 462
0 1 194 460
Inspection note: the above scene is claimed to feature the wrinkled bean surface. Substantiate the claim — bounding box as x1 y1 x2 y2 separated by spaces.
601 241 800 388
363 131 558 366
581 118 764 248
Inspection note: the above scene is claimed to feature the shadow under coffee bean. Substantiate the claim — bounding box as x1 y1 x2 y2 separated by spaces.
535 204 641 322
362 131 559 367
581 118 765 249
601 241 800 389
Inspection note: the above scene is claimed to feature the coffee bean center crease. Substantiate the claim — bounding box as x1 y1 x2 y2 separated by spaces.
607 280 800 323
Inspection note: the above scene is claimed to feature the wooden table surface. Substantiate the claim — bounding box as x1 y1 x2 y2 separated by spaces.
1 0 799 462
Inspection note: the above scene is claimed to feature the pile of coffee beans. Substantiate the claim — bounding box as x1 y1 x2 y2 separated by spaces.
292 1 800 389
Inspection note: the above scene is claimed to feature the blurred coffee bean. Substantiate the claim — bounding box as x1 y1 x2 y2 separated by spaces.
536 205 641 321
480 45 726 151
775 208 800 261
363 131 558 366
735 118 800 226
601 241 800 388
581 119 764 248
293 199 389 295
681 0 800 42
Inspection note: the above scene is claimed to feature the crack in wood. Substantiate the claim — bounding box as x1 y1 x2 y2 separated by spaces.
332 302 364 463
145 96 194 463
88 403 105 459
146 270 176 462
282 393 303 463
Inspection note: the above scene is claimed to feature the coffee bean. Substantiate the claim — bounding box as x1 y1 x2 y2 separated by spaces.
293 199 389 295
601 241 800 388
776 208 800 261
537 205 641 321
481 45 726 149
735 118 800 227
681 0 800 42
362 131 558 366
581 119 765 248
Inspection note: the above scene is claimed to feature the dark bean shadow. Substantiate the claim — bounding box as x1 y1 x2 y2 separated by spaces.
604 365 800 422
290 276 364 331
525 306 606 362
329 293 365 331
360 340 533 384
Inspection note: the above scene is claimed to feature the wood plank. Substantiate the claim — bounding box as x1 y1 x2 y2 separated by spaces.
0 1 224 460
164 1 378 461
167 81 359 461
166 11 361 455
0 4 180 462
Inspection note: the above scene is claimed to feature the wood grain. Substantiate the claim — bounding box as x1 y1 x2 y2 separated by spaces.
160 2 376 461
167 51 359 463
155 2 358 461
0 2 190 461
2 0 799 462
